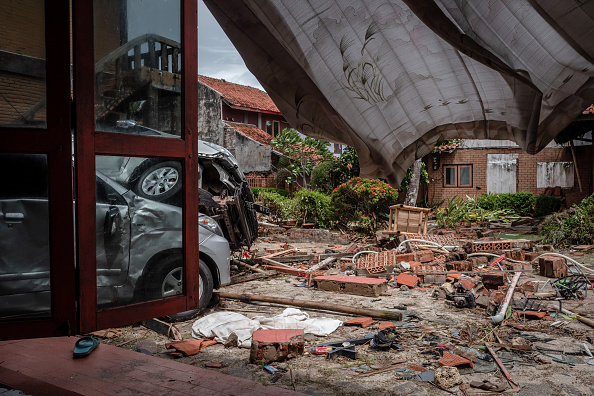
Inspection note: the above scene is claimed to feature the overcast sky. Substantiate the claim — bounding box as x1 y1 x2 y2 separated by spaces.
198 1 263 90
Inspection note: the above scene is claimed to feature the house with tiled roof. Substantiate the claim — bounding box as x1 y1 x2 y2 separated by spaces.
197 75 293 185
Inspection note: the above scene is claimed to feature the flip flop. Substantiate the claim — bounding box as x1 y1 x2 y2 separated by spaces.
470 380 507 392
73 336 100 358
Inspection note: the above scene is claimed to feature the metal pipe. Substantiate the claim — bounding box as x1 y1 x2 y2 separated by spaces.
489 271 522 324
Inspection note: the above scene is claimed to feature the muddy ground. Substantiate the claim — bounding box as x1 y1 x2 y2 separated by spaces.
105 238 594 396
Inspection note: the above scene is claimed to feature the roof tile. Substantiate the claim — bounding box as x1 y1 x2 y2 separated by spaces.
198 75 280 113
226 122 273 146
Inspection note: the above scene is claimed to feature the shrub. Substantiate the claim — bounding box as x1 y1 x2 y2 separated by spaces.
257 191 295 221
330 178 398 228
311 160 339 194
293 189 333 228
435 196 518 229
477 192 535 216
541 194 594 246
534 195 561 217
251 187 289 198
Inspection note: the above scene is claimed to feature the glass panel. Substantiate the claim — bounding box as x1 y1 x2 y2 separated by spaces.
459 166 470 186
95 155 184 308
273 121 279 137
94 0 181 137
445 167 456 186
0 1 47 128
0 154 50 321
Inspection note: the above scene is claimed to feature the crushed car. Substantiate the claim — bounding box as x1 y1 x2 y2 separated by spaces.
0 154 230 322
96 120 268 250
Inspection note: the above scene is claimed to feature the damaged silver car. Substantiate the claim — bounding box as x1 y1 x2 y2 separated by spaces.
96 120 268 250
0 154 230 322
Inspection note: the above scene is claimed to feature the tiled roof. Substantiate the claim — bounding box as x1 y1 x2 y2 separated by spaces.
198 75 280 113
433 141 463 152
226 122 273 146
583 104 594 114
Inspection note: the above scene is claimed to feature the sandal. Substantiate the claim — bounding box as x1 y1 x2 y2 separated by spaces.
73 336 100 358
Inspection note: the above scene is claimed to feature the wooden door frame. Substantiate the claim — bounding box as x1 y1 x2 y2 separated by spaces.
0 0 77 340
74 0 199 334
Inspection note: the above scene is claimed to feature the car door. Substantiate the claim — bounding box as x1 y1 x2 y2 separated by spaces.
0 154 51 321
95 175 131 288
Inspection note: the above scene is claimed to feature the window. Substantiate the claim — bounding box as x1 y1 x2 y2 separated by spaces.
443 165 472 187
266 120 280 136
333 143 342 154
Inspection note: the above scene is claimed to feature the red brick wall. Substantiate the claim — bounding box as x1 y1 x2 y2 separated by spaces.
427 145 592 207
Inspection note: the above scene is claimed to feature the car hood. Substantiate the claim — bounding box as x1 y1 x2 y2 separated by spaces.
198 140 245 183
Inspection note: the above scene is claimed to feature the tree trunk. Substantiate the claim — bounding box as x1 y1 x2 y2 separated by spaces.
404 159 422 206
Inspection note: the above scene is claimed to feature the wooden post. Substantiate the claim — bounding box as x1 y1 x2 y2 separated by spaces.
569 140 583 192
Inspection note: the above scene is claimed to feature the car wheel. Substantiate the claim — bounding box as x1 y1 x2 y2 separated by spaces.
134 161 182 202
146 254 214 322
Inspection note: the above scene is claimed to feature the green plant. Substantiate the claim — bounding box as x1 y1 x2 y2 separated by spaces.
293 189 333 228
271 128 333 188
477 192 535 216
257 191 295 222
311 160 340 194
330 177 398 230
540 194 594 246
435 196 519 229
534 195 561 217
251 187 289 198
399 161 429 191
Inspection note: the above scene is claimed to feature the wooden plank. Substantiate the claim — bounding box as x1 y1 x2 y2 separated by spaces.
229 270 278 285
271 252 354 263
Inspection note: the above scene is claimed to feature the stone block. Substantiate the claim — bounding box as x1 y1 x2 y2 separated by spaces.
434 367 462 389
250 329 305 364
314 275 388 297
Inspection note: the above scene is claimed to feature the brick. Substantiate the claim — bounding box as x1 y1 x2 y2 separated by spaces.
574 252 585 257
471 256 489 267
250 329 304 364
538 257 567 278
514 311 547 320
205 362 223 368
490 290 506 304
344 317 375 328
524 252 541 262
521 281 538 292
438 351 473 368
503 249 525 261
409 365 428 372
378 322 396 330
446 260 472 272
481 273 506 289
457 278 476 290
413 250 434 263
314 275 388 297
396 273 420 288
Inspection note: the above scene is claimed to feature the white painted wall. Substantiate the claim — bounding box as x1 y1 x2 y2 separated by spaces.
537 162 574 188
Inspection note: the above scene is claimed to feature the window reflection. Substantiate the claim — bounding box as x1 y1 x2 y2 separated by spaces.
94 0 181 136
0 1 46 128
0 154 50 321
95 156 184 308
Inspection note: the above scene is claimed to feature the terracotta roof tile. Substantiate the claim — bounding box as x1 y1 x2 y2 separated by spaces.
225 122 273 146
198 75 280 113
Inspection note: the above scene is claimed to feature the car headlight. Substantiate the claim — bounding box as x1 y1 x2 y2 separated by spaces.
199 215 224 237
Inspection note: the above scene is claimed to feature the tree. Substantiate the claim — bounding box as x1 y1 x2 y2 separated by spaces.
271 128 333 188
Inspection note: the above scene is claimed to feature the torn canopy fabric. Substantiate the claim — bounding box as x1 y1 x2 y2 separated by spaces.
203 0 594 186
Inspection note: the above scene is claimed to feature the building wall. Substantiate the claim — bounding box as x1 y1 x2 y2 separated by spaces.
197 82 225 146
427 145 592 206
222 124 272 173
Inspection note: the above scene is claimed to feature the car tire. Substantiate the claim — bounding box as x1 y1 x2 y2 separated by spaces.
134 161 182 202
145 254 214 322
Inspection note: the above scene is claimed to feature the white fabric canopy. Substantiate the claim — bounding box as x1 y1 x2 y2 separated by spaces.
204 0 594 185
